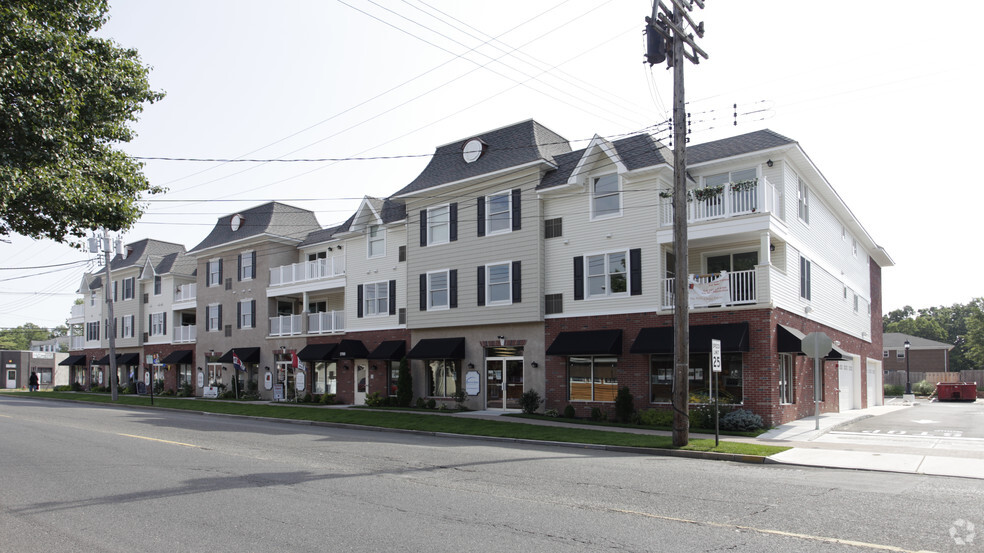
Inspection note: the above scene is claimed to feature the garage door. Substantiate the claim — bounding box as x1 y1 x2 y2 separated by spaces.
866 359 882 407
838 360 855 412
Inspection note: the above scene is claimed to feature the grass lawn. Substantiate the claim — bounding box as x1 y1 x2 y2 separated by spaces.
506 413 768 437
2 391 788 457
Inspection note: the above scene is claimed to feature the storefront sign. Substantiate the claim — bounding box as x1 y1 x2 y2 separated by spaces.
465 370 481 396
264 371 273 390
689 272 731 308
295 370 305 391
273 383 284 401
203 386 218 399
197 371 204 388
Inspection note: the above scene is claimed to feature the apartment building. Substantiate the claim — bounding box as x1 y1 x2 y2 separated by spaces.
66 121 891 425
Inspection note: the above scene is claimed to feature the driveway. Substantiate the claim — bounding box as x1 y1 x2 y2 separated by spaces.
835 399 984 439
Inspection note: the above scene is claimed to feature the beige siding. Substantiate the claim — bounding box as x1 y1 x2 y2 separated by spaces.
346 225 407 331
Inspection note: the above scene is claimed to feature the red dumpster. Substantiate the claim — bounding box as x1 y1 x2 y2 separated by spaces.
936 382 978 402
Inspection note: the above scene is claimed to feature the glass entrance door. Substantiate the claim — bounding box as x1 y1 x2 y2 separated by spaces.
485 358 523 410
6 369 16 388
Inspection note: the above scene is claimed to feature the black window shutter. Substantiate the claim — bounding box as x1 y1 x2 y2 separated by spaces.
251 300 256 328
218 259 223 283
148 314 152 333
477 266 486 306
237 301 242 329
163 312 167 330
512 189 521 231
573 256 584 301
217 304 223 329
357 284 364 318
419 274 427 311
113 281 118 302
449 203 458 242
389 280 396 315
237 254 243 281
449 269 458 308
251 251 257 279
419 210 427 247
630 248 642 296
512 260 522 303
477 197 486 237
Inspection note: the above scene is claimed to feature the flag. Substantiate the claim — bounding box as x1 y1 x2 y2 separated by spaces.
291 351 299 369
232 352 245 372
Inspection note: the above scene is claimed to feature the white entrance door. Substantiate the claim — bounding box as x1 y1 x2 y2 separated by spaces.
866 359 882 407
354 363 367 405
485 357 523 410
5 369 15 388
838 360 855 411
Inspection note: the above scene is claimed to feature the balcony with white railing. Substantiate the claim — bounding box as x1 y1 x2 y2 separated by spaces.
173 325 197 344
68 304 85 323
174 283 197 304
269 257 345 288
659 176 783 227
661 268 760 310
269 314 303 337
70 336 84 350
307 311 345 334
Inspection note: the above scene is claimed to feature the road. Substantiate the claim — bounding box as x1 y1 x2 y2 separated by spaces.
1 395 982 553
836 400 984 439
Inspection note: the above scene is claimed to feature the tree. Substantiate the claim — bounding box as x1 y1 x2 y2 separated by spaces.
1 0 164 245
0 322 51 350
396 357 412 408
883 300 983 372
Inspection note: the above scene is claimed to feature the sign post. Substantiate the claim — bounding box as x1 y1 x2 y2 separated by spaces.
711 339 722 447
802 332 833 431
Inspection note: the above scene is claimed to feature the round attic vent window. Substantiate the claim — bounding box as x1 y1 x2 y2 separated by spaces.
462 138 485 163
230 214 244 231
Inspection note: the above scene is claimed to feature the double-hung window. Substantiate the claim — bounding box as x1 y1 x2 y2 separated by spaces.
799 256 812 300
239 251 255 281
427 271 449 310
486 192 511 234
427 205 450 245
154 276 162 296
206 304 221 332
121 315 134 338
238 299 255 329
363 281 389 316
797 177 810 224
591 174 621 219
779 354 794 404
150 312 165 336
487 263 511 304
208 259 222 287
122 277 135 301
368 225 385 258
587 252 627 297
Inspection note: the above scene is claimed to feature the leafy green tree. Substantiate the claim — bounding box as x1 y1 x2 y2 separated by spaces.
884 300 983 372
1 0 164 245
962 299 984 370
0 322 51 350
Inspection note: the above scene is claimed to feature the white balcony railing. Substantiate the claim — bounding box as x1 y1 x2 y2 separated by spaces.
659 176 782 226
70 304 85 320
70 336 84 350
269 257 345 287
661 269 758 310
269 314 303 336
308 311 345 334
174 283 197 303
173 325 197 343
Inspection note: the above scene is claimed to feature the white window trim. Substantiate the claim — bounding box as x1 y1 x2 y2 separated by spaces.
590 173 622 221
240 250 254 281
122 277 135 301
208 259 221 287
240 298 254 328
150 312 165 337
797 177 810 225
799 256 812 301
207 303 220 332
779 353 794 405
485 190 512 236
427 204 451 246
363 281 390 317
121 315 134 338
852 238 858 258
896 350 905 359
367 225 386 259
486 261 512 306
154 275 162 296
585 250 630 299
427 269 450 311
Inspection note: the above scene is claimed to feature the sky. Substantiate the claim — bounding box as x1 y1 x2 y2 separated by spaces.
2 0 982 331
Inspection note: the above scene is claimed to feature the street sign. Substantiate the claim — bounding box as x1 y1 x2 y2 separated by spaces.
711 339 722 373
802 331 833 430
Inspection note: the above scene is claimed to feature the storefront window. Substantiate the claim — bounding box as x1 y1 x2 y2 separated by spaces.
568 356 618 402
388 361 400 396
650 353 743 404
427 359 459 397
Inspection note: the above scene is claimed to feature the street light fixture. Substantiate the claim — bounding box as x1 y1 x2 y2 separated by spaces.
904 339 912 395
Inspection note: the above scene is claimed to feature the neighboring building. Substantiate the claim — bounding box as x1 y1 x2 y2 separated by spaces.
63 121 892 425
2 350 68 389
882 332 953 373
30 337 69 353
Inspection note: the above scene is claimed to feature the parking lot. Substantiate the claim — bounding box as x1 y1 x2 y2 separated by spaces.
834 399 984 439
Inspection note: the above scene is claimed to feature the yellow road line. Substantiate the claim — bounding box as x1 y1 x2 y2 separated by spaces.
117 433 200 448
609 508 937 553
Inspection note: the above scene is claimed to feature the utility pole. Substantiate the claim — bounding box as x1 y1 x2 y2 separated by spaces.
647 0 707 447
91 231 120 401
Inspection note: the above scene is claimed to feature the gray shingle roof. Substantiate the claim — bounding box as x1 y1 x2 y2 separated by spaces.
538 132 671 190
883 333 954 350
687 129 795 165
393 120 571 196
109 239 185 271
189 202 321 253
154 251 196 277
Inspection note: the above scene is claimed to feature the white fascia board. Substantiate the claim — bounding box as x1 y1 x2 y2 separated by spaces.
190 234 301 258
566 135 628 186
394 159 556 199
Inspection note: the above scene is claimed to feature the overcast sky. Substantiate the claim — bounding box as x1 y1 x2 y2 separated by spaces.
3 0 981 331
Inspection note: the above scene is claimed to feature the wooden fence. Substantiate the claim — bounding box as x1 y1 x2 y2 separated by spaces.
884 370 983 387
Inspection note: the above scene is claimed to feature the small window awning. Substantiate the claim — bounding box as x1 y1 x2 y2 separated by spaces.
93 353 141 366
332 339 369 360
368 340 406 360
297 343 337 361
777 325 852 360
407 337 466 359
546 329 622 356
160 350 194 365
216 347 261 363
630 323 749 354
59 354 87 366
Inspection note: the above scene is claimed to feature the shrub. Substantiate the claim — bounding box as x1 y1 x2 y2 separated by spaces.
518 389 543 415
590 407 606 422
425 398 436 409
719 409 764 432
639 408 674 427
416 397 426 409
177 383 194 397
452 388 467 410
396 357 413 408
364 391 384 407
70 382 83 392
53 385 72 392
883 384 904 396
912 380 935 396
321 393 336 405
301 392 313 403
614 387 635 423
545 409 559 417
563 404 576 419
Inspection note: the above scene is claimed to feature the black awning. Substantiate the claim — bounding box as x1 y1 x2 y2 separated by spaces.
407 337 466 359
332 339 369 360
94 353 140 366
368 340 406 360
777 324 807 354
297 343 337 361
546 330 622 356
160 350 193 364
826 344 851 361
630 323 749 354
59 354 87 366
216 347 261 363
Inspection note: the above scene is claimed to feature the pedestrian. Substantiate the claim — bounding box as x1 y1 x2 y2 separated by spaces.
29 372 39 392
